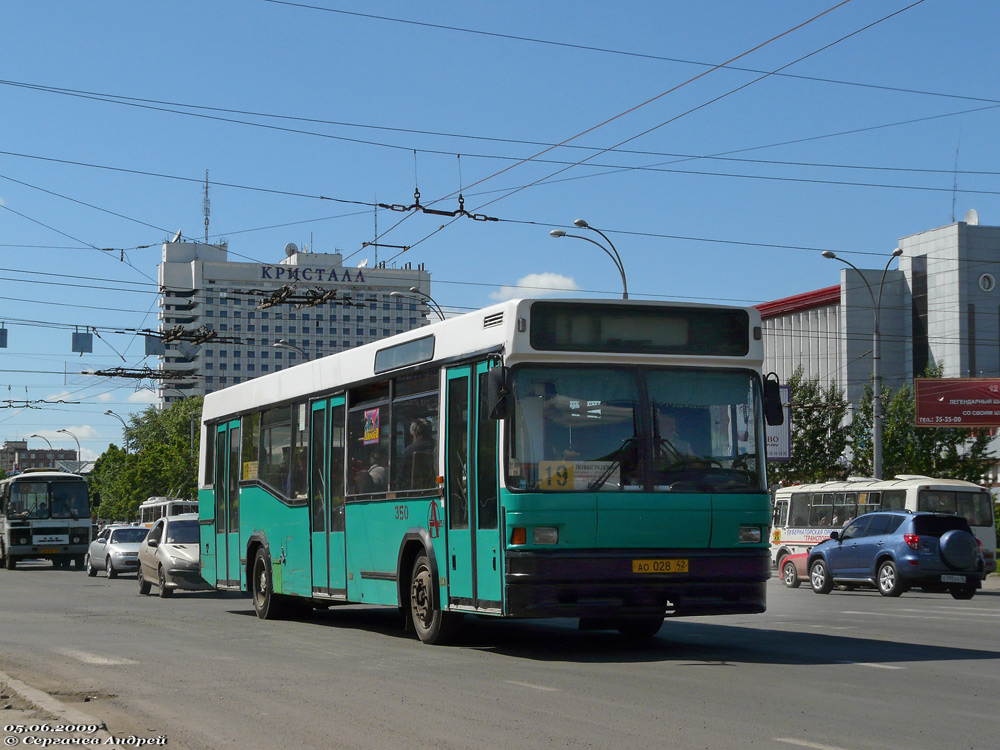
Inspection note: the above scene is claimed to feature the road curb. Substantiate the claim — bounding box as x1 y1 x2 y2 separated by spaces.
0 669 113 741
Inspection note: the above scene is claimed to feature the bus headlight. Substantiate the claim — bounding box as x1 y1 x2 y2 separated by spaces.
532 527 559 545
738 526 762 544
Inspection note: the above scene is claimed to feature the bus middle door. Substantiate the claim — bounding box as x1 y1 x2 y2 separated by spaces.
214 419 242 588
445 366 476 606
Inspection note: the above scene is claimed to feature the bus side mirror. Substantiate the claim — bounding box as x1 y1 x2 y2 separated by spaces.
763 373 784 426
488 366 513 420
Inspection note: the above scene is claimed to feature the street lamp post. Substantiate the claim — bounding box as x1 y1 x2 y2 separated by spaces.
104 410 129 453
30 433 53 450
549 219 629 299
389 290 446 322
822 248 903 480
396 287 446 321
272 339 310 361
57 429 82 465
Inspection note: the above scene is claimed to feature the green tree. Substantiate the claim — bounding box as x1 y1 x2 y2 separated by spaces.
89 397 202 520
768 366 852 486
851 368 994 481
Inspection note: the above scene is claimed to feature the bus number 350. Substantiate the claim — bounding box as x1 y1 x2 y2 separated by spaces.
394 505 409 520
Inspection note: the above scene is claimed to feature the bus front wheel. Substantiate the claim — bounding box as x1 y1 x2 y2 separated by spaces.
252 548 285 620
408 553 459 645
5 554 15 570
616 615 664 640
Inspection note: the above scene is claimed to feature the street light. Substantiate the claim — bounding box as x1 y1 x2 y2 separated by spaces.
822 247 903 480
57 429 82 463
390 288 446 321
30 433 53 450
549 219 629 299
272 339 310 361
104 410 129 453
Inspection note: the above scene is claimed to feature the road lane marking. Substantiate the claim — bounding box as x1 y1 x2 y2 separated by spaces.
56 647 139 665
836 661 904 669
505 680 559 692
773 738 852 750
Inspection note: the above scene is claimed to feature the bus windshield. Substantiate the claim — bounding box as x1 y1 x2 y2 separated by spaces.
10 480 89 520
507 366 765 493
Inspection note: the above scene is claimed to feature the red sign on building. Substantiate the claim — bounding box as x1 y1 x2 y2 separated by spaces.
915 378 1000 427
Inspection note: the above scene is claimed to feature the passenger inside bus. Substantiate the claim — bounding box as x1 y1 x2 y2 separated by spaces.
396 418 434 490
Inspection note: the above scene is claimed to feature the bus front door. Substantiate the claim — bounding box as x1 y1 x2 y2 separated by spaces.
445 364 502 611
310 398 347 597
214 420 242 588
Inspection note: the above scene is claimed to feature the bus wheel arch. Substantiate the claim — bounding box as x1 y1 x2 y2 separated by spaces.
398 530 459 644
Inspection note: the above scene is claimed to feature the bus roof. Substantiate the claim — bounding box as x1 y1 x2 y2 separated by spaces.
1 469 86 482
774 475 987 495
201 297 764 423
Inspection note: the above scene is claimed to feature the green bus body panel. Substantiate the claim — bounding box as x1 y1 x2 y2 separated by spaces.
198 488 217 584
346 495 446 606
710 494 771 548
502 489 770 551
239 486 311 596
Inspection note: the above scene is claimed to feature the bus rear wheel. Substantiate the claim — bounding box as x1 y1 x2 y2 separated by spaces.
408 553 459 645
252 548 286 620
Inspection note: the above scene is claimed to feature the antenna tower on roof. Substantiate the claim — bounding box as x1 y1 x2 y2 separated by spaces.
203 170 211 244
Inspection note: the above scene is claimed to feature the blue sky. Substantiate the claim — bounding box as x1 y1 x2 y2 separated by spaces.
2 0 999 459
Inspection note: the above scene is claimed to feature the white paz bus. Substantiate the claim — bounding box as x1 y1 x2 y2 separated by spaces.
771 475 997 573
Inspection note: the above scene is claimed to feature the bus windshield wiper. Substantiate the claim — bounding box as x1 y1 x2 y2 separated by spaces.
587 436 636 492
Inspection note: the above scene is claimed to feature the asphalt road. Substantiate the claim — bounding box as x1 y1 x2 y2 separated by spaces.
1 561 998 750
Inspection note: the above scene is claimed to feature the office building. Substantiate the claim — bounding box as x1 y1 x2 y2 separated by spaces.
157 240 433 404
759 217 1000 407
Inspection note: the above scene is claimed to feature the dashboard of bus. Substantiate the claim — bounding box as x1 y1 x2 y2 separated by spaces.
506 365 767 493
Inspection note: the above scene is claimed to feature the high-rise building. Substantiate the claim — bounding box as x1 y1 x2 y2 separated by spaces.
157 240 433 404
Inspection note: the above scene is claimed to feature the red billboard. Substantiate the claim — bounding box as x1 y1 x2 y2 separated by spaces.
915 378 1000 427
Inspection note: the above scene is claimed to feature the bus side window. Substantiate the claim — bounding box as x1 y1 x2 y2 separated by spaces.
882 490 905 511
789 493 809 526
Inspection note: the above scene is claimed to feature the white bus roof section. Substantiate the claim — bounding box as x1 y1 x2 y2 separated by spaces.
775 475 987 495
201 298 765 423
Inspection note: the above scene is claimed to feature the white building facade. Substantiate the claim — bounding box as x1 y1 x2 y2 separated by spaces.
157 241 432 403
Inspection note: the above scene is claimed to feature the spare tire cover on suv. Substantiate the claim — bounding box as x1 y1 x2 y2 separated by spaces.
939 529 979 570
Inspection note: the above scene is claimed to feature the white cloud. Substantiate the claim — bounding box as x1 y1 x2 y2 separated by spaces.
491 272 579 302
128 390 158 404
45 390 75 402
97 392 114 403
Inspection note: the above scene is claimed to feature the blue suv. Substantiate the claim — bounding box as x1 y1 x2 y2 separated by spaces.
807 511 985 599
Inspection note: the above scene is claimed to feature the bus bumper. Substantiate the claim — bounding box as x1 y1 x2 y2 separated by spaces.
504 548 770 619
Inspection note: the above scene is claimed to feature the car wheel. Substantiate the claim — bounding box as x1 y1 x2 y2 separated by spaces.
409 552 461 644
106 556 118 579
252 547 286 620
949 585 976 600
86 554 97 577
157 565 173 598
877 560 903 597
809 559 833 594
781 559 801 588
137 568 151 596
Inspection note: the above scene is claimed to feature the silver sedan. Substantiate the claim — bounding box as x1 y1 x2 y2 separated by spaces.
137 514 209 597
86 526 147 578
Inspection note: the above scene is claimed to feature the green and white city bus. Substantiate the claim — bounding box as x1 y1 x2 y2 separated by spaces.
198 298 783 643
0 469 92 570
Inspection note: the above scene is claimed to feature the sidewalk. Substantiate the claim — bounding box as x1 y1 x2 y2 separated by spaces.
1 672 116 747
